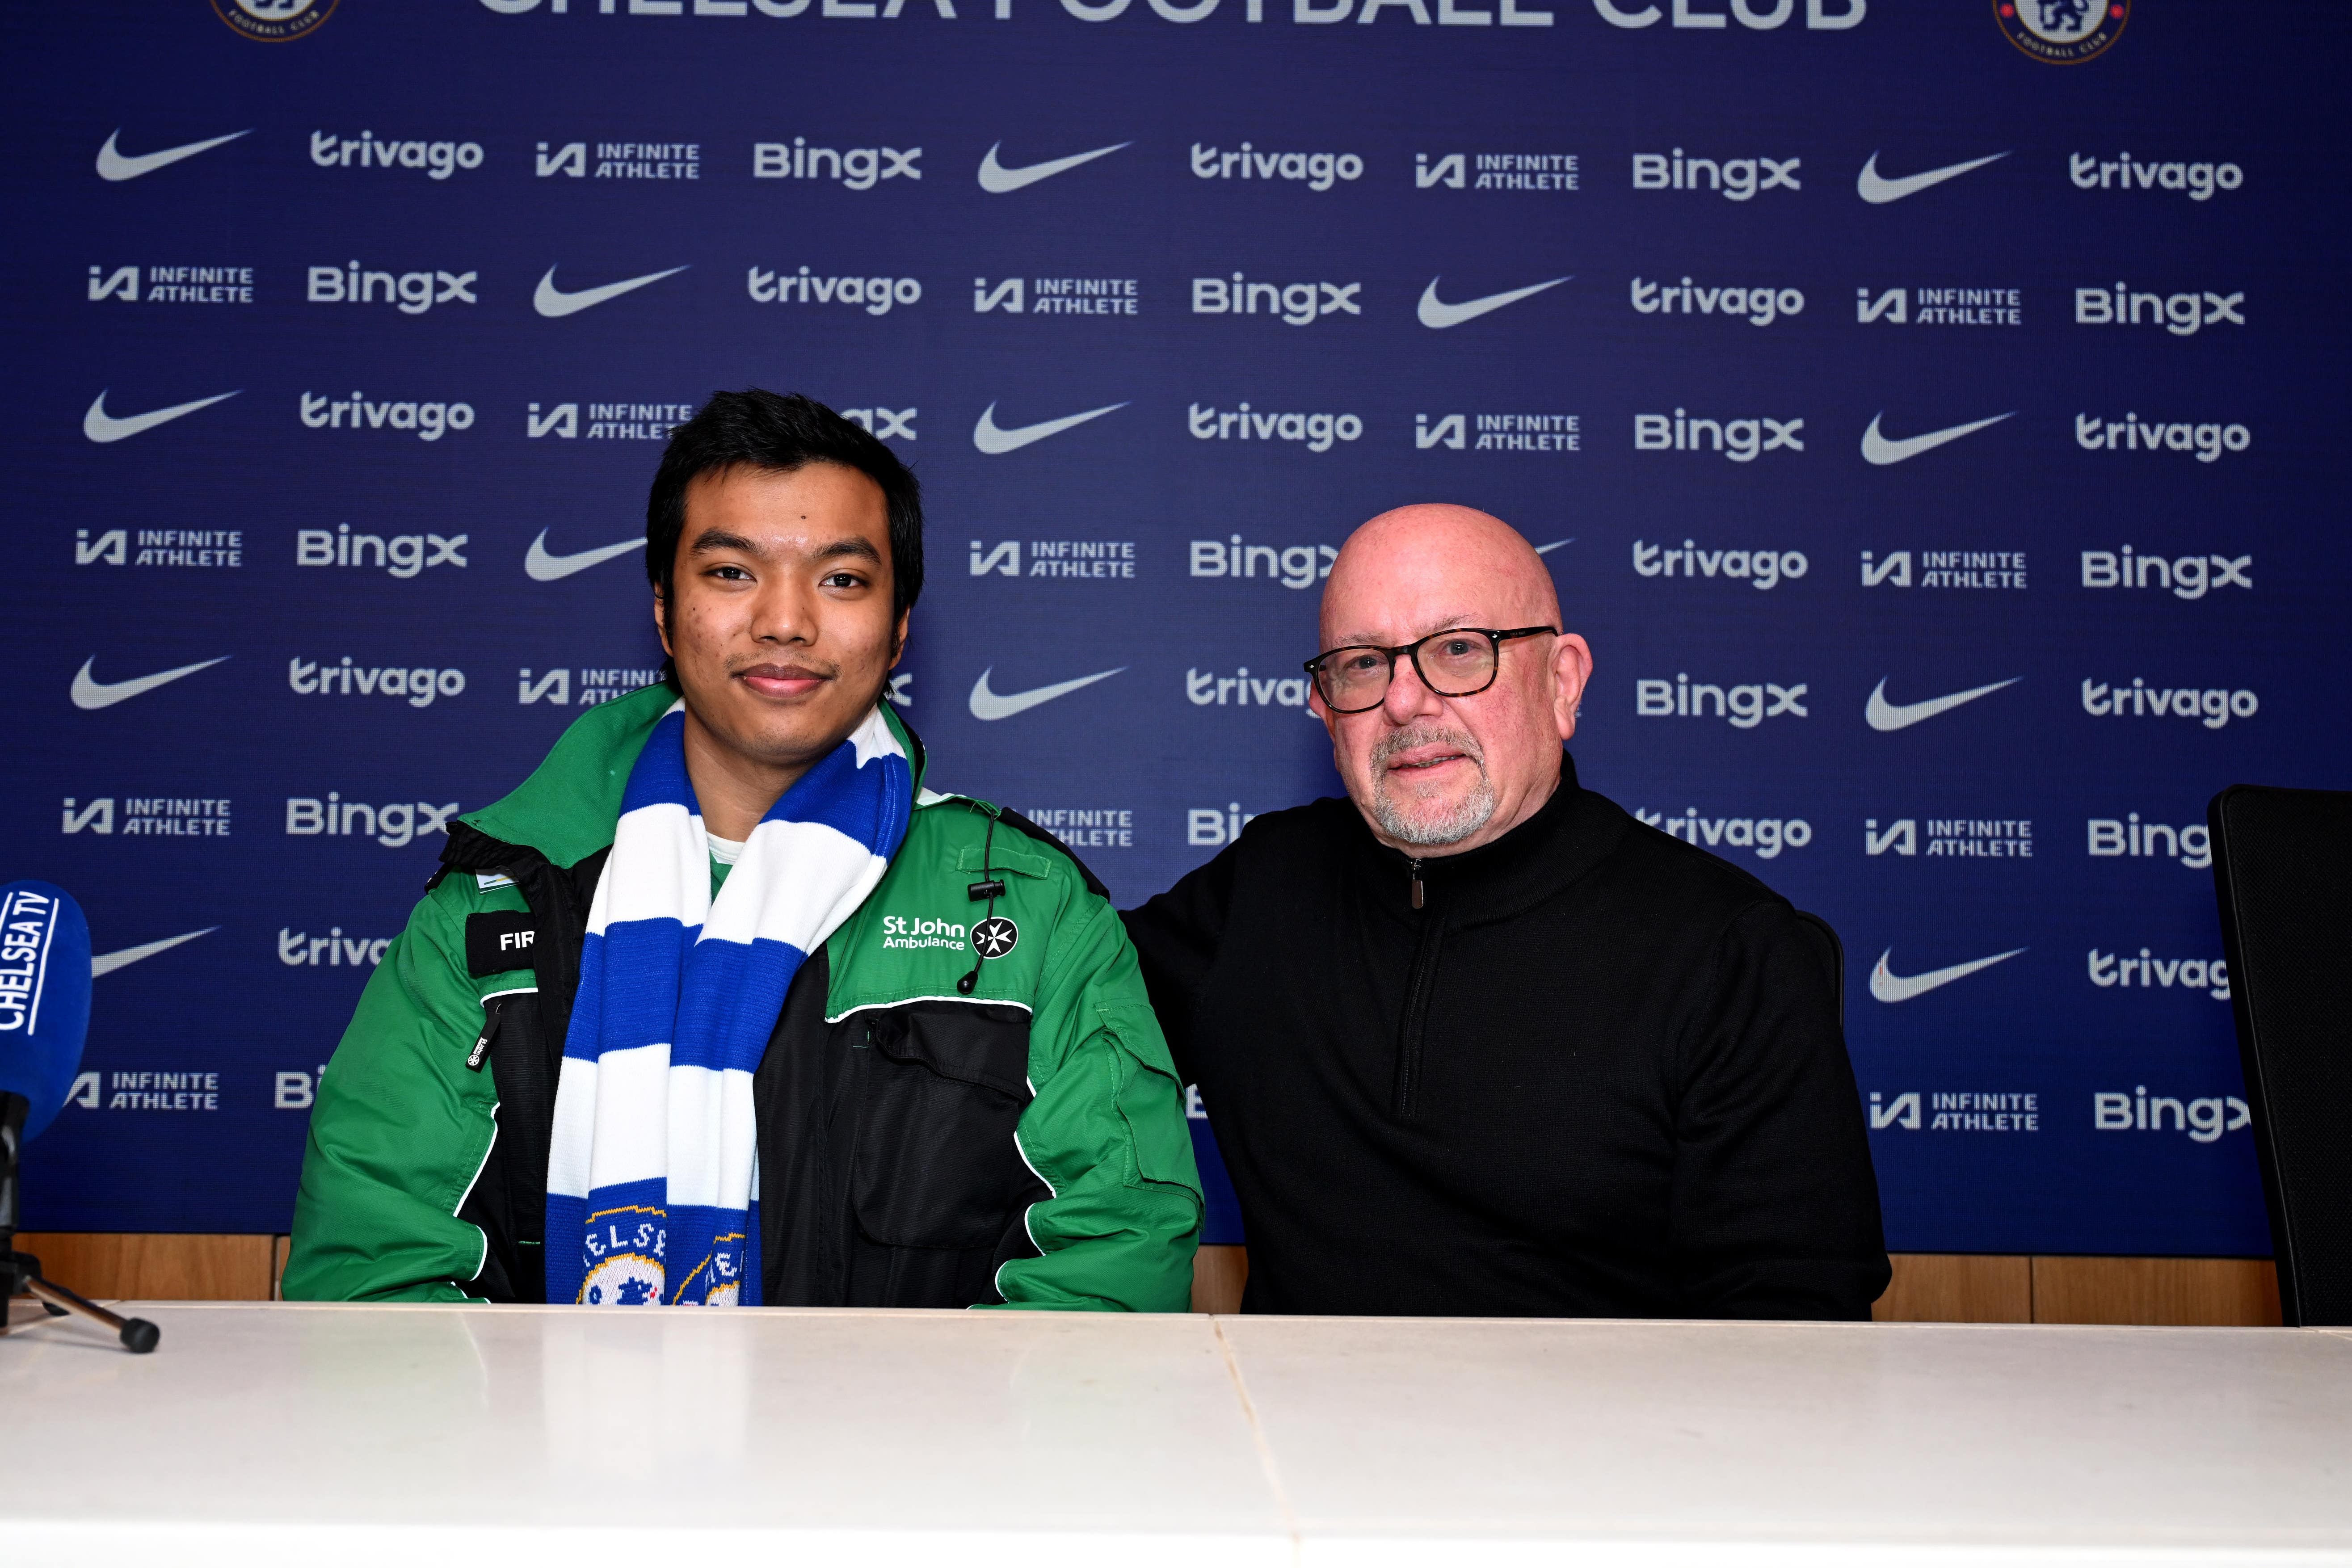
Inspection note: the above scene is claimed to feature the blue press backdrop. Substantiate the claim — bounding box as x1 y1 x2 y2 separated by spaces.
5 0 2344 1255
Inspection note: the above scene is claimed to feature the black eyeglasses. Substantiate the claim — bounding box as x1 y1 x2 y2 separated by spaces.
1304 626 1557 714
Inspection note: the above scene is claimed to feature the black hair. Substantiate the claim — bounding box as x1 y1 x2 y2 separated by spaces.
645 388 924 635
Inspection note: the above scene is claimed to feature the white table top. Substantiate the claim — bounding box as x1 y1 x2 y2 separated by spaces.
5 1300 2349 1566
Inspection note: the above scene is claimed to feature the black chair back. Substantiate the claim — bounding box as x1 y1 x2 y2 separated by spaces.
2208 785 2352 1326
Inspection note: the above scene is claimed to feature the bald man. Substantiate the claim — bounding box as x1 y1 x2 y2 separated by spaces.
1123 505 1889 1319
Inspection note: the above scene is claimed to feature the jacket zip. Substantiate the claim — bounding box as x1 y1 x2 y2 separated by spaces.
1392 874 1444 1121
467 995 510 1072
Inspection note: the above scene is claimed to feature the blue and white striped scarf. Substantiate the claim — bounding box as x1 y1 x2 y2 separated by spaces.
544 700 913 1306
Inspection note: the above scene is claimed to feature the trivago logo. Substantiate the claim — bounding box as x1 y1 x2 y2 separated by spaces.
1633 808 1811 859
2087 947 2229 1000
746 267 921 314
1634 540 1808 590
1190 143 1363 190
2080 677 2257 728
1188 403 1362 451
278 926 393 967
301 391 475 441
313 130 484 179
1186 668 1313 710
2071 152 2241 199
1631 277 1803 327
287 658 466 708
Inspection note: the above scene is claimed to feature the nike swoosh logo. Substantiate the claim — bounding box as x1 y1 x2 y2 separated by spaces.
1865 676 2021 733
976 139 1132 194
84 389 240 444
1535 539 1574 555
1856 150 2010 205
1860 411 2013 467
71 654 230 711
972 399 1128 455
968 666 1124 721
1418 275 1571 330
525 528 641 582
1870 946 2026 1004
93 927 219 979
533 265 689 319
96 128 250 182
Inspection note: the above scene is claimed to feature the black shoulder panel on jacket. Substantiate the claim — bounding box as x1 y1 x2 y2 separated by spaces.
427 820 548 891
464 910 540 977
992 807 1111 901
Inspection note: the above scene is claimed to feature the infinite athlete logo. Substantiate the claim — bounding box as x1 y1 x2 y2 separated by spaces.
1995 0 2128 64
211 0 338 42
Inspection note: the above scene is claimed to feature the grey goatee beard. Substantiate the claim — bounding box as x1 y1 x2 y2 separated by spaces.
1367 723 1497 848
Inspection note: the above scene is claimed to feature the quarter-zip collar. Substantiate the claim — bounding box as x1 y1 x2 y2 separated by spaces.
1353 751 1626 925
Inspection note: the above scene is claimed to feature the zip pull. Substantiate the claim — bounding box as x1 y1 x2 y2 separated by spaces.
467 996 507 1072
1409 858 1424 911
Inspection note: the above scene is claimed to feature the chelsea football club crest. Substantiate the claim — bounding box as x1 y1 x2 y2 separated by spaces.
1995 0 2129 63
211 0 339 42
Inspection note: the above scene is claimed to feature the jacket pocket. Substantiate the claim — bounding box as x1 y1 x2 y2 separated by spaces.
850 1001 1033 1249
1092 1000 1203 1199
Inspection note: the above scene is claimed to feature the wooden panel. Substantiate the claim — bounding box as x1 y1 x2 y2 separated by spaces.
1191 1244 1248 1314
1872 1253 2033 1323
12 1233 275 1302
2032 1256 2283 1326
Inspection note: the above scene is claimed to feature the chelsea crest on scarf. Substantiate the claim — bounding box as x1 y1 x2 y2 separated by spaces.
544 700 913 1306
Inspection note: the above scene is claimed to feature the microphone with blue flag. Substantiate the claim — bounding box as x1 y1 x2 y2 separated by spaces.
0 880 92 1141
1 880 157 1352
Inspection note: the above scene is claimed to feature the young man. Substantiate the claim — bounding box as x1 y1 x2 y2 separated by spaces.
286 391 1201 1309
1124 504 1887 1319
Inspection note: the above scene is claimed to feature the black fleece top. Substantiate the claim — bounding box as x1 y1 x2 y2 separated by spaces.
1122 756 1890 1319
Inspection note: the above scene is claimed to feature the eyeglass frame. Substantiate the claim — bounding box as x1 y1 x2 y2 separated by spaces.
1302 626 1559 714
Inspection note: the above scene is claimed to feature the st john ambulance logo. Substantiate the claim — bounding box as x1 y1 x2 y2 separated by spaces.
212 0 338 42
1995 0 2128 64
971 916 1018 959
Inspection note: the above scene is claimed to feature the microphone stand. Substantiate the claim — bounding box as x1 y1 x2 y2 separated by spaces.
1 1093 159 1354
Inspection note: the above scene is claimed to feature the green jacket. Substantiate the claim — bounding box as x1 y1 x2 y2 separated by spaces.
284 686 1202 1309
